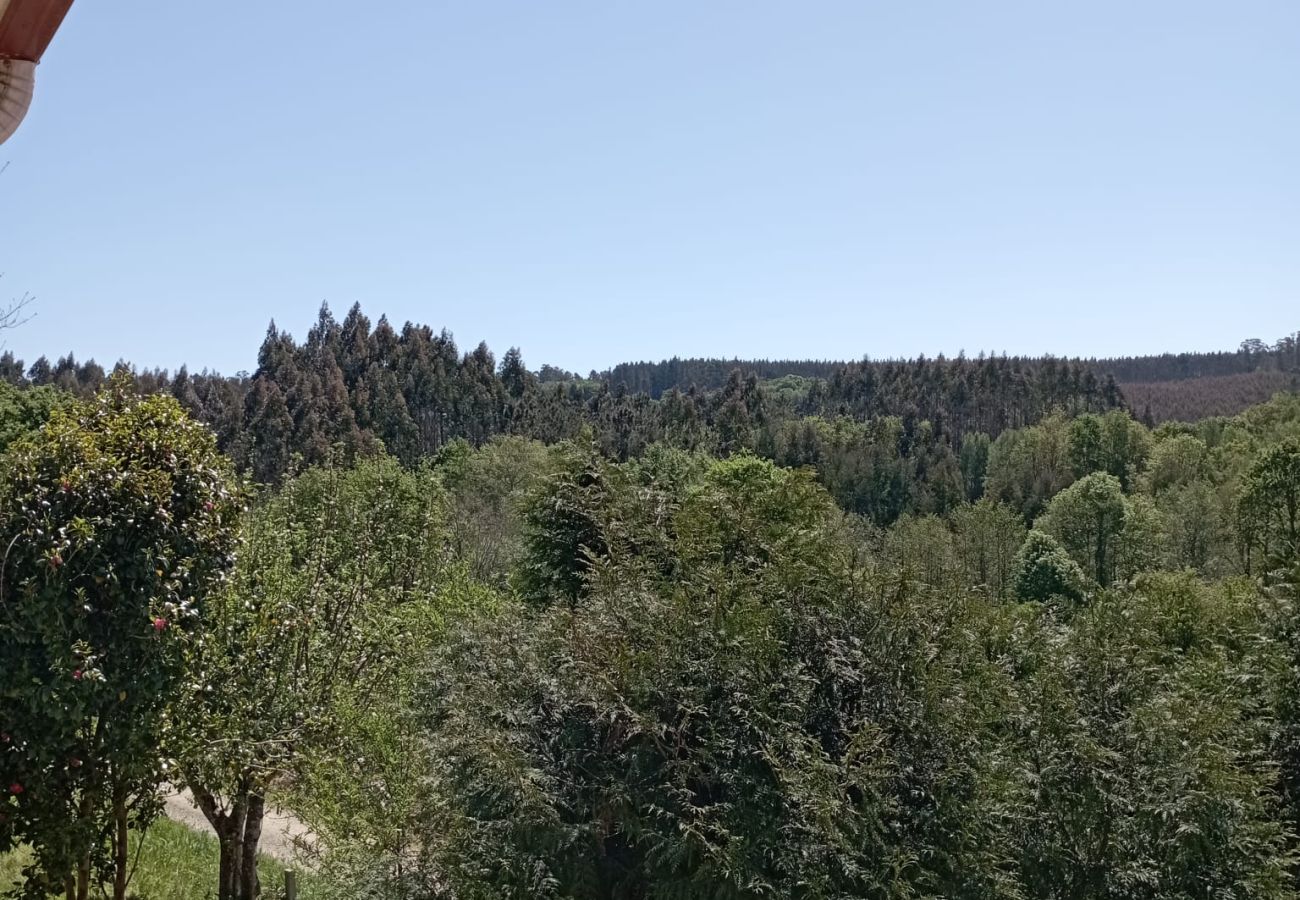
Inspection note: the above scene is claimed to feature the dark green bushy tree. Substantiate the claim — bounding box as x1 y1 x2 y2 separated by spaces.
1240 441 1300 573
0 381 241 900
1012 529 1087 604
1012 574 1294 898
958 431 991 501
515 440 612 607
0 382 66 454
415 455 1020 899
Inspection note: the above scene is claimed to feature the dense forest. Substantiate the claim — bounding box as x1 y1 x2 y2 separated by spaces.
1 304 1295 503
583 334 1300 397
4 310 1300 899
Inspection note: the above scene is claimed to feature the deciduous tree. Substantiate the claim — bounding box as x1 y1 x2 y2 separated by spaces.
176 458 448 900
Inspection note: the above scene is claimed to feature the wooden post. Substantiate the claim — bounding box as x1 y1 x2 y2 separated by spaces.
284 869 298 900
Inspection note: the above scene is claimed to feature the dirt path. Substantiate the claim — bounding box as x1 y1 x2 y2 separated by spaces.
162 789 315 864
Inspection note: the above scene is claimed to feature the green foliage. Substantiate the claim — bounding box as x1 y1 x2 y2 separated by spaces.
1240 441 1300 570
1157 478 1234 575
713 370 764 456
950 499 1027 598
985 414 1075 521
1011 574 1295 897
516 441 721 610
958 431 991 501
416 455 1019 899
673 453 840 575
516 442 613 607
1233 393 1300 450
772 415 961 525
182 456 448 790
436 436 558 586
0 383 66 455
1012 529 1087 604
760 374 813 407
293 563 501 900
0 380 241 898
1118 493 1167 579
1066 410 1150 488
177 457 451 899
1144 433 1211 494
1067 414 1107 479
884 514 958 590
1036 472 1164 587
1268 551 1300 856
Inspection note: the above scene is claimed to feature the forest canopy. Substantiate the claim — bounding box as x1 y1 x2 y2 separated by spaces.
2 313 1300 900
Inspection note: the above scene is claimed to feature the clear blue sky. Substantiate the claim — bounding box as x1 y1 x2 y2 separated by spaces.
1 1 1296 376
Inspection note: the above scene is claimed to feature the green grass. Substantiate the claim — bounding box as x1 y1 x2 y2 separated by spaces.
1 817 325 900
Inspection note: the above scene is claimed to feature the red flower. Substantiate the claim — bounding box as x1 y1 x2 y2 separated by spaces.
73 669 83 681
8 783 22 795
153 617 168 633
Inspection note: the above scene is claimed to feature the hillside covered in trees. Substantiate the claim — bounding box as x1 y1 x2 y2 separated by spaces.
1 305 1295 495
3 309 1300 898
3 365 1300 899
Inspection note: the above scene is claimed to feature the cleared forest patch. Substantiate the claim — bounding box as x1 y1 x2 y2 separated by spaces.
1122 370 1298 422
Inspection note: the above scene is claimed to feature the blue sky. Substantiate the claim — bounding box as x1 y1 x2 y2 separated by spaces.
1 1 1296 375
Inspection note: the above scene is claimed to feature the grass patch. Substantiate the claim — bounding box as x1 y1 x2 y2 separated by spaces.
1 817 324 899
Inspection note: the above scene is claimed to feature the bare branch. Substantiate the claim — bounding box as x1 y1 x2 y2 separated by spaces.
0 287 35 331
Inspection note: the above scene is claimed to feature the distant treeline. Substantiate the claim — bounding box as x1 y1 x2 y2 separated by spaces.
0 305 1294 491
572 333 1300 397
562 358 848 395
1099 335 1300 383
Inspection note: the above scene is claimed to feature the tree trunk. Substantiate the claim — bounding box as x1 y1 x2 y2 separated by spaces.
238 793 266 899
112 790 129 900
75 851 90 900
218 829 244 900
190 779 271 900
68 782 96 900
191 781 248 900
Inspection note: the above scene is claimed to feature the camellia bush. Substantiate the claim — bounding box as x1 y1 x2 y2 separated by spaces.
0 378 241 900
